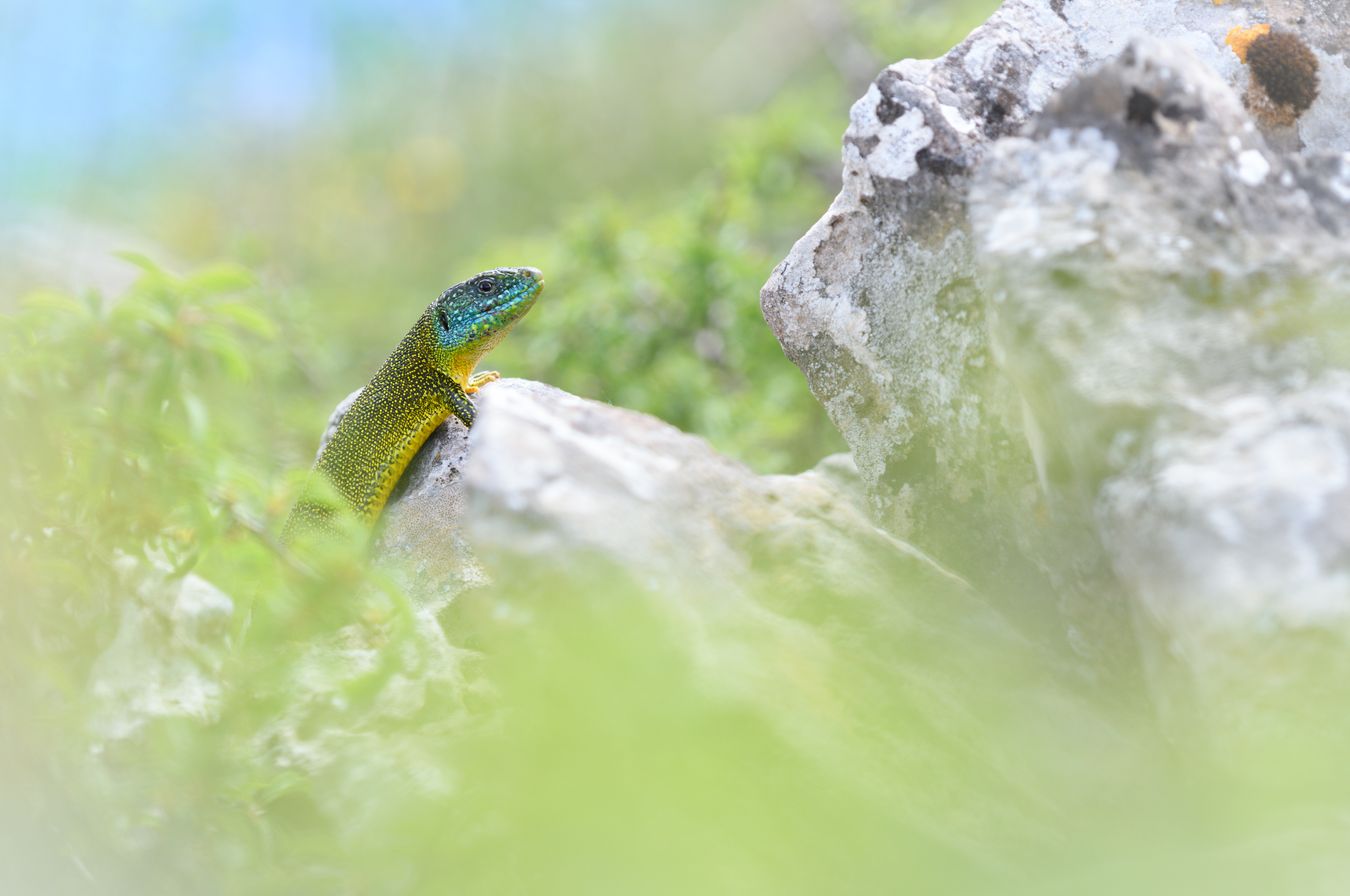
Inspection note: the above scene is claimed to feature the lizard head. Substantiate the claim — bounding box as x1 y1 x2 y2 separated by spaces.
429 266 543 371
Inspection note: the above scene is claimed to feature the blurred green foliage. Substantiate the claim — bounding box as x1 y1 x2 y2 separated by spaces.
474 94 848 470
2 260 270 660
255 83 860 477
20 0 1003 478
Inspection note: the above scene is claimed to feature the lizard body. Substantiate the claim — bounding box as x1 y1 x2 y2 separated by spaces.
282 266 542 540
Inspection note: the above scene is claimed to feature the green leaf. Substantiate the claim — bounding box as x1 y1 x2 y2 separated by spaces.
114 250 168 277
18 290 87 318
214 301 278 339
185 264 256 297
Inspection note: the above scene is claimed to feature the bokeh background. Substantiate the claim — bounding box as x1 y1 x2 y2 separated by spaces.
21 2 1325 894
2 0 993 474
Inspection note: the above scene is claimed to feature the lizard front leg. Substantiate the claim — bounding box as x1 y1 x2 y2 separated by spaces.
442 380 477 427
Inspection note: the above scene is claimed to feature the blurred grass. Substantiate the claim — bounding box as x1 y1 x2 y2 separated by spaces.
17 1 1350 894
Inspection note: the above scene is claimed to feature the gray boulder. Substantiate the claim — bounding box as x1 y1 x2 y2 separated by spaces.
761 0 1344 535
762 0 1350 696
87 551 234 741
367 378 967 607
349 379 1096 854
972 35 1350 707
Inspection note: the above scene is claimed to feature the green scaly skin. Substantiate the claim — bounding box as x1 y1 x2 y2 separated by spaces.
282 266 543 541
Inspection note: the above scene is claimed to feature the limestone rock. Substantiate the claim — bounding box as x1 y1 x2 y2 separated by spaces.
970 36 1350 704
301 380 1113 866
88 551 233 740
384 380 1099 849
763 0 1349 616
762 0 1350 702
361 378 967 607
760 0 1346 557
343 378 996 739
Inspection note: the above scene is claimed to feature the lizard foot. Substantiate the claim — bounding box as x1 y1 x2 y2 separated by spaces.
464 370 500 394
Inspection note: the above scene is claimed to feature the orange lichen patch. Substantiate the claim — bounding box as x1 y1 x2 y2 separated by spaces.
1225 23 1271 63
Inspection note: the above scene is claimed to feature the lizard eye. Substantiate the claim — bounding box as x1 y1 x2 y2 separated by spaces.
475 277 498 295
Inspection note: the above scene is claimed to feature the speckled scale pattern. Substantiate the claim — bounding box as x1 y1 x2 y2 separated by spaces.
282 267 542 541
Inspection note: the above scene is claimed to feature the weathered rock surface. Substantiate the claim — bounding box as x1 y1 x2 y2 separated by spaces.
972 35 1350 705
762 0 1345 530
88 551 234 740
762 0 1350 694
318 378 1009 737
465 380 963 588
306 378 1091 854
361 378 967 608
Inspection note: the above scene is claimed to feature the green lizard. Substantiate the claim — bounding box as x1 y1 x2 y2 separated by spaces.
282 266 543 541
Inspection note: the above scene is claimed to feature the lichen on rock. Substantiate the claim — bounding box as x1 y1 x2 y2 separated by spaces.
969 33 1350 703
762 0 1350 698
